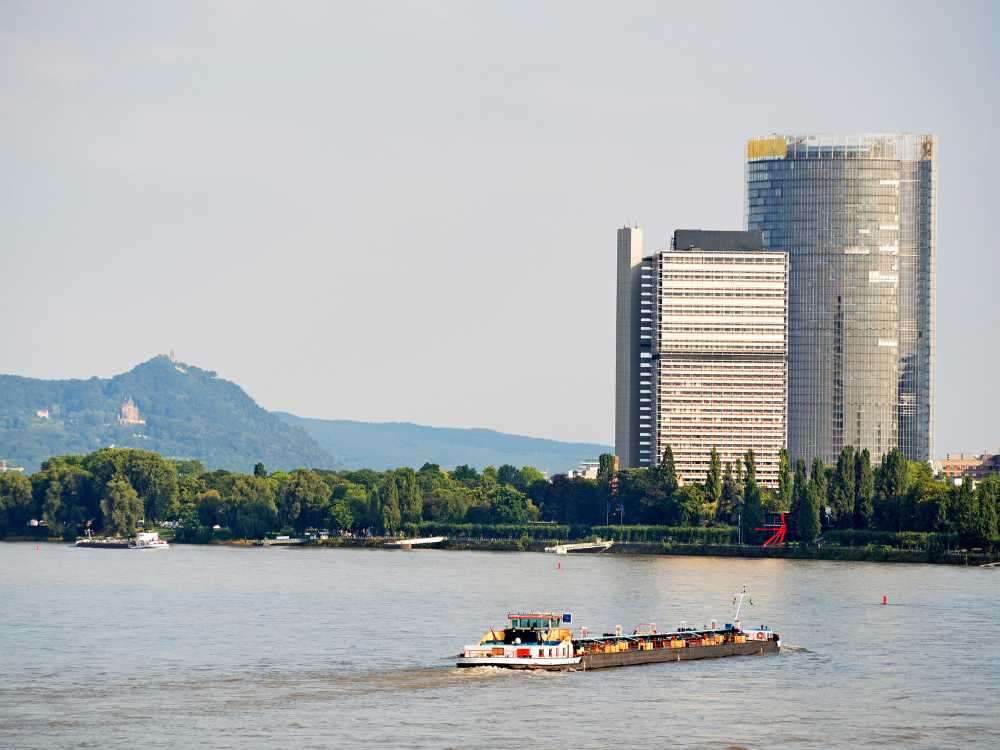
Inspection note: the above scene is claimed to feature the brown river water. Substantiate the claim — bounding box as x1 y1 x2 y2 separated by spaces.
1 542 998 749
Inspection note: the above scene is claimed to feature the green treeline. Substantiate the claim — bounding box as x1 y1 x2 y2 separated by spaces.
0 445 998 550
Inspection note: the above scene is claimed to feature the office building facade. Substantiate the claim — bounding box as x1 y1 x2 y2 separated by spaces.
746 134 936 465
615 229 788 487
615 226 653 468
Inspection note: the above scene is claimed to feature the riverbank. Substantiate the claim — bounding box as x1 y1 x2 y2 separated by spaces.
11 533 996 566
288 536 997 565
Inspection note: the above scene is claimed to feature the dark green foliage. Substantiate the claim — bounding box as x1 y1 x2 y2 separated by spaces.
4 441 997 556
280 469 331 532
589 525 738 544
740 450 764 542
877 448 908 501
534 475 606 526
395 468 423 523
195 490 225 527
670 485 705 527
832 446 855 528
0 472 35 535
706 447 722 507
32 460 95 535
227 476 278 539
776 448 791 511
979 475 1000 541
486 485 535 524
597 453 616 484
451 465 480 487
100 474 143 537
658 445 679 497
496 464 519 487
82 448 179 524
788 459 807 538
854 449 875 529
718 462 740 523
796 459 821 544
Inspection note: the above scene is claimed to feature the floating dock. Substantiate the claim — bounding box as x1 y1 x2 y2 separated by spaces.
384 536 447 549
544 540 614 554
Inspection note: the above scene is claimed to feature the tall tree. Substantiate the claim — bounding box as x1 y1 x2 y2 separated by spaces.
719 462 739 523
41 478 64 534
380 478 401 535
777 448 792 511
789 459 808 538
977 475 1000 541
658 445 679 497
195 489 225 527
517 467 545 492
854 448 875 529
100 474 143 537
877 448 907 501
797 461 821 544
832 446 856 528
450 465 479 487
489 485 533 524
706 447 723 507
952 476 980 546
253 463 267 478
497 464 519 487
228 476 278 539
396 468 423 524
281 469 331 531
810 457 828 527
741 449 764 542
0 473 35 535
597 453 617 484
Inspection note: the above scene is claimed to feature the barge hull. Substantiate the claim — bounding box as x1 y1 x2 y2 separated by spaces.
456 657 581 671
580 639 779 670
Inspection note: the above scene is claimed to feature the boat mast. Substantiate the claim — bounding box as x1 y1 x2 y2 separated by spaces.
733 586 749 629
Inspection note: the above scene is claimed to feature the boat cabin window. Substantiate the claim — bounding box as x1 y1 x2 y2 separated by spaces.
508 616 559 630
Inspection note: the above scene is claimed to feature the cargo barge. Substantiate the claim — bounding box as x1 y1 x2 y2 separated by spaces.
74 532 168 550
456 590 779 671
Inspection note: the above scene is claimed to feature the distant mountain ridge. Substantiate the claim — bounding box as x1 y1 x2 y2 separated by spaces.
0 358 609 474
275 413 610 475
0 356 333 472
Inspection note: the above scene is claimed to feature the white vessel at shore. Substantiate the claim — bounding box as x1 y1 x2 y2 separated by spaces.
131 531 169 550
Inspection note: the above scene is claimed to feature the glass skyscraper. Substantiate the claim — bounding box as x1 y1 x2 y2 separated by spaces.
746 134 935 465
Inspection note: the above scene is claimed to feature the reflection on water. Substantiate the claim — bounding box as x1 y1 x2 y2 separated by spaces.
1 543 998 749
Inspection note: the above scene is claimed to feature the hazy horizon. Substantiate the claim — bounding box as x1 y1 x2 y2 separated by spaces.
4 1 999 454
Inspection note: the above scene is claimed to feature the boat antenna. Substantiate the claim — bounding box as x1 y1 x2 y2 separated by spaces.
732 585 753 629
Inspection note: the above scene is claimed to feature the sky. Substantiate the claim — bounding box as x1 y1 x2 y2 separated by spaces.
3 1 999 454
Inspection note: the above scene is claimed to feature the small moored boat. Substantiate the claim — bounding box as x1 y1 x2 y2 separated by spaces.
130 531 169 550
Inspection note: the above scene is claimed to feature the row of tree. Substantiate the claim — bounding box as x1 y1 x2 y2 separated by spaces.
524 445 998 548
1 446 997 547
0 448 547 539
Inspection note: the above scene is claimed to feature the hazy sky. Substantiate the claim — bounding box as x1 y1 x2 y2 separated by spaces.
3 1 998 453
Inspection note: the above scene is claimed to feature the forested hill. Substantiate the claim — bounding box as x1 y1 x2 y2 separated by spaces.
0 357 334 472
0 356 609 474
275 413 610 475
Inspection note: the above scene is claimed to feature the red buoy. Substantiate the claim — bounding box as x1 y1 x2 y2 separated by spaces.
882 595 888 605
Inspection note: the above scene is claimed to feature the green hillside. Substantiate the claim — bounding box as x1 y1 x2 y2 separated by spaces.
0 356 334 472
276 412 610 475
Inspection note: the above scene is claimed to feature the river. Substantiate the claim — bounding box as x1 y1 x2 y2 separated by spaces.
1 542 997 749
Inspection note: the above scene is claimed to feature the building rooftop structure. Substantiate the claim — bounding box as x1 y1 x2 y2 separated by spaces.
0 459 25 474
936 453 1000 482
118 397 146 426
